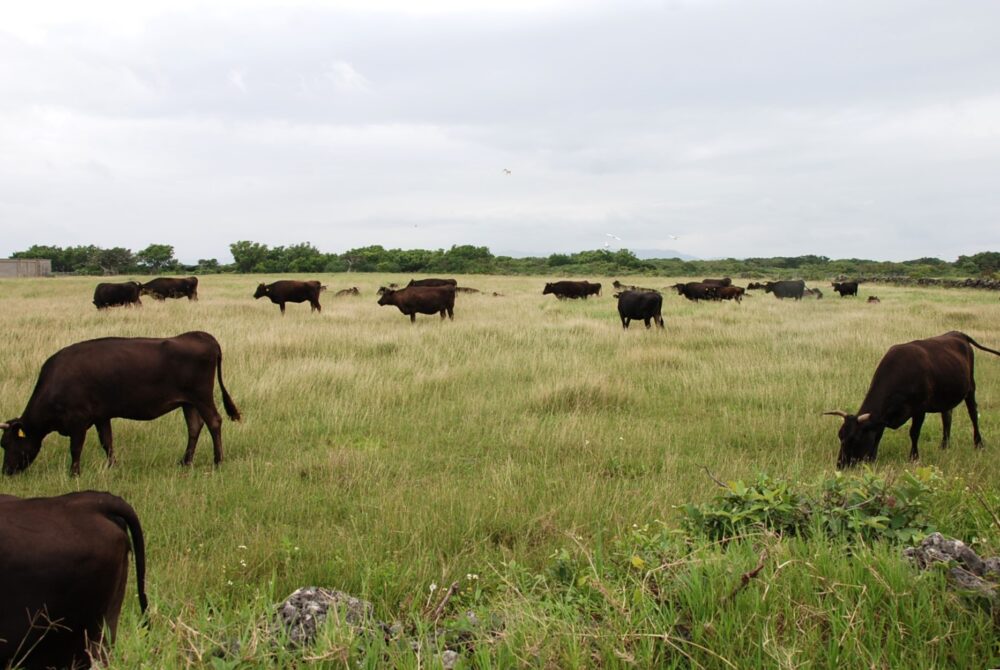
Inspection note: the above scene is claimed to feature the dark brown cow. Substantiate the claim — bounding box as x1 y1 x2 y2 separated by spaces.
1 331 240 476
701 277 732 287
253 280 324 314
832 281 859 297
671 282 718 302
763 280 806 300
617 291 664 330
868 295 881 303
407 278 458 288
93 282 142 310
824 331 1000 468
543 280 601 300
0 491 147 670
716 286 746 302
140 276 199 301
378 285 455 322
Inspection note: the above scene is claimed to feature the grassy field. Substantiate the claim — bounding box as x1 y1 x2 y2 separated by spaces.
1 274 998 668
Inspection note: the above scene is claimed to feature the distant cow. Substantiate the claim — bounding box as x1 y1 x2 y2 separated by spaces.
334 287 360 297
0 491 147 670
140 276 199 301
824 331 1000 468
378 286 456 323
671 282 718 302
543 280 601 300
254 280 324 314
701 277 732 288
746 282 766 291
832 281 859 297
763 280 806 300
93 281 142 310
617 291 664 330
407 278 458 288
1 331 240 476
717 286 746 302
868 296 881 303
613 280 658 293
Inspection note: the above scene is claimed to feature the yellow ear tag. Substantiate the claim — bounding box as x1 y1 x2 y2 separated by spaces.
17 429 25 438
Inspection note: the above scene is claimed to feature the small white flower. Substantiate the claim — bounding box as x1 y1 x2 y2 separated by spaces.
238 545 247 550
227 580 234 586
240 560 247 567
429 583 438 592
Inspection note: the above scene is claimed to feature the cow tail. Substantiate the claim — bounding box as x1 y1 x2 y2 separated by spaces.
216 346 242 421
962 333 1000 357
101 496 149 618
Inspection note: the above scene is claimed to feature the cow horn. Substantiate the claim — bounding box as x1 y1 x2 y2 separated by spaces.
857 413 872 424
822 410 848 418
0 422 8 430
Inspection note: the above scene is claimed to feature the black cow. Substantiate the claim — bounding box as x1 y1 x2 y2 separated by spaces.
378 286 456 322
617 291 664 330
671 282 718 302
93 282 142 310
140 276 199 301
824 331 1000 468
832 281 859 297
1 331 240 476
543 280 601 300
0 491 147 670
763 280 806 300
701 277 732 288
407 278 458 288
254 280 324 314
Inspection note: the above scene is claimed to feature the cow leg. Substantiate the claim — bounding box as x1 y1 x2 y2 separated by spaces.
939 409 952 450
69 429 88 476
410 313 416 323
195 403 224 465
621 316 628 330
644 317 651 329
440 309 446 320
311 300 321 313
279 302 286 315
908 412 925 461
180 404 205 466
656 315 665 329
447 306 454 320
96 419 116 467
966 389 983 448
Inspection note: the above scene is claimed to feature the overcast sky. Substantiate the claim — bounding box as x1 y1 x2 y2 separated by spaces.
2 0 999 263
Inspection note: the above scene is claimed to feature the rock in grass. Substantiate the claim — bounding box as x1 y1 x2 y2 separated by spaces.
276 587 375 646
904 533 999 603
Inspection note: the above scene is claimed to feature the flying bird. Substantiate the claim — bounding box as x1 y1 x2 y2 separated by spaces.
503 168 511 175
606 233 621 241
667 235 679 240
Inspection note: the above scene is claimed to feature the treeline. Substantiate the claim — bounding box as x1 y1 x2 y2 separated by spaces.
10 242 1000 279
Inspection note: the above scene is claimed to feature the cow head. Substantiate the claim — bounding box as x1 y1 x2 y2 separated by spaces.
542 283 553 295
824 410 884 469
253 283 268 299
377 290 397 306
0 420 42 475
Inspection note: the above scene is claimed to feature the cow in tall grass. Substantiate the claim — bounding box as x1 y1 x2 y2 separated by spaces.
824 331 1000 468
1 331 240 476
0 491 147 670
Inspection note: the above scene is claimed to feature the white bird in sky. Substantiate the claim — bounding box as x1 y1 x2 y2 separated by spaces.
667 234 679 240
503 168 511 175
606 233 621 241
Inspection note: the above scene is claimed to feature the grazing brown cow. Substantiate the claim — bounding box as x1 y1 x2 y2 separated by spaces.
93 282 142 310
671 282 718 302
253 280 324 314
378 286 455 322
1 331 240 476
824 331 1000 468
543 280 601 299
868 296 881 303
0 491 147 670
716 286 746 302
140 276 199 301
407 278 458 288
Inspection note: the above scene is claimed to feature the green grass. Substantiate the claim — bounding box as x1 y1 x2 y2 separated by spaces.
1 274 999 668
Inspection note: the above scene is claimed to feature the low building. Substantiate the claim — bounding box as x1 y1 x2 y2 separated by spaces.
0 259 53 277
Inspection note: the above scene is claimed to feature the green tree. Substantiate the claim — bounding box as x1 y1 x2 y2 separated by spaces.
135 244 178 273
230 241 269 273
90 247 134 275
